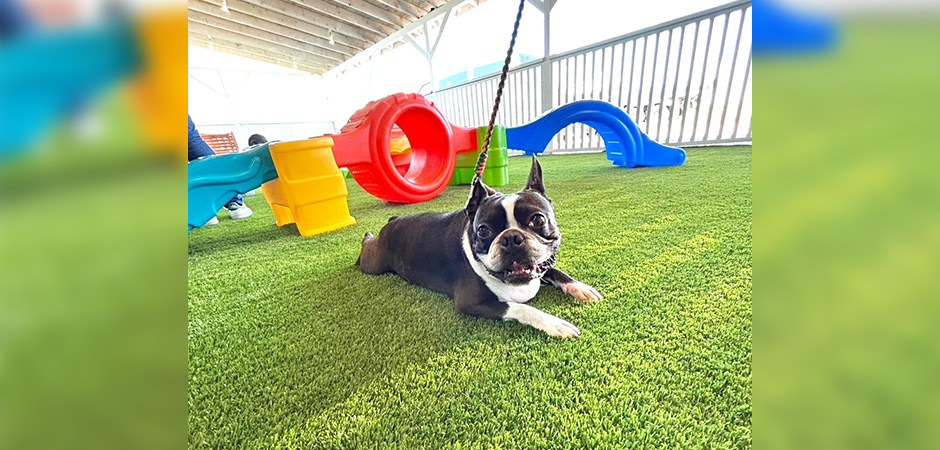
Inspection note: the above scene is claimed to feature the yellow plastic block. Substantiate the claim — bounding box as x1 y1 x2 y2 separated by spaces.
261 137 356 237
389 136 411 155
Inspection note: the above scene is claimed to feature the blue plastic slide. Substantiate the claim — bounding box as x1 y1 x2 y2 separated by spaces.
505 100 686 168
188 143 278 230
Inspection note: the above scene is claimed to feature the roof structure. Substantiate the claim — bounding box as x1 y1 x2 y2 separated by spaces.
187 0 492 75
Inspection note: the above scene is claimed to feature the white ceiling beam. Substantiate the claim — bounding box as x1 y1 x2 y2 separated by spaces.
242 0 386 43
326 0 461 77
372 0 431 19
524 0 543 13
367 0 425 20
189 0 357 57
188 32 330 72
327 0 417 26
190 0 369 52
189 37 324 73
294 0 401 36
188 21 341 69
402 32 425 56
189 13 346 63
429 6 450 56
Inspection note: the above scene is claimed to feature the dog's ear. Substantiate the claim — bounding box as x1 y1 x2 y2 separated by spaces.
525 157 546 195
466 178 494 218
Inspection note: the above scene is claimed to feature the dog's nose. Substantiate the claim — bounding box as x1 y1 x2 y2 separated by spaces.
499 231 526 249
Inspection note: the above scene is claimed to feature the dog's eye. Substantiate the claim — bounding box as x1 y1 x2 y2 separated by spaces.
476 225 492 239
529 213 546 228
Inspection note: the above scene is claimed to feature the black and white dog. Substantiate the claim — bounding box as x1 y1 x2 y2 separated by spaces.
357 157 601 338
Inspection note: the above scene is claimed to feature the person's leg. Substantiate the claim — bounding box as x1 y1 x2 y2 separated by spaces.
187 115 216 161
189 115 252 219
224 195 252 219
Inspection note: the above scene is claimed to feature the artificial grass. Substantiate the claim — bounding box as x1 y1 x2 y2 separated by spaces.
188 147 752 449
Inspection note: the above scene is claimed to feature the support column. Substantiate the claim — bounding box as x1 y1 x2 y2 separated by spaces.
404 11 451 96
532 0 556 115
423 23 436 92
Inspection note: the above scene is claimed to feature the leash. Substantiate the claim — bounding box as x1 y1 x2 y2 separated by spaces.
473 0 526 182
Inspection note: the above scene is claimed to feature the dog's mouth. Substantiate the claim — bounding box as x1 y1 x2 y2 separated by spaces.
487 257 555 283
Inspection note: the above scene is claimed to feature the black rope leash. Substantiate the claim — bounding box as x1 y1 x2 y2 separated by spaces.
473 0 526 181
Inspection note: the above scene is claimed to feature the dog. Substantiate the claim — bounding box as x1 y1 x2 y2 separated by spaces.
357 157 601 338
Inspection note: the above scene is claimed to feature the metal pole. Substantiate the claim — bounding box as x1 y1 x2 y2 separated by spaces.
678 21 701 143
718 9 747 139
529 68 537 120
732 50 751 139
645 32 660 135
691 17 716 142
703 13 732 141
424 23 436 93
624 41 636 113
656 28 674 140
635 37 648 124
665 25 686 143
616 42 627 108
606 45 615 103
540 0 556 114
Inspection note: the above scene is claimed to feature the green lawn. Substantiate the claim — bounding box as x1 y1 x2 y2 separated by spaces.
188 147 752 449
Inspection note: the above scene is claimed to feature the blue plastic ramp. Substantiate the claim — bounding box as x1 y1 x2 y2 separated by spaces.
188 143 279 230
505 100 686 168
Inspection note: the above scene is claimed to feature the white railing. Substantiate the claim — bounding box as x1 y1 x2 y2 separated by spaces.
196 121 337 149
429 0 752 153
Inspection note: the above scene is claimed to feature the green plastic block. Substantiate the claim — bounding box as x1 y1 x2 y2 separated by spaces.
448 165 509 187
455 126 510 168
482 165 509 186
448 167 475 186
449 126 510 186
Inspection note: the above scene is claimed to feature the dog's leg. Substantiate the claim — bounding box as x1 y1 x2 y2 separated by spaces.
455 278 580 338
501 303 581 338
357 232 389 275
542 268 602 302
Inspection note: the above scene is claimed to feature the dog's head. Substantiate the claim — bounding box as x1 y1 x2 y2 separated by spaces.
465 157 561 284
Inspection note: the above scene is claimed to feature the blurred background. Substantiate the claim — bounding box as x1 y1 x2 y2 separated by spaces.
0 1 186 449
1 0 938 448
755 1 940 449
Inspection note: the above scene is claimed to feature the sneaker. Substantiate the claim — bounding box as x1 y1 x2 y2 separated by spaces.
204 216 220 226
226 201 253 219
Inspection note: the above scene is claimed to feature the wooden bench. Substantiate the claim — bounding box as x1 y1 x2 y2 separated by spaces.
200 132 240 155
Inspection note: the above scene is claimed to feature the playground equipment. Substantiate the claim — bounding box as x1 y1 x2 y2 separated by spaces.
450 126 510 186
328 94 477 203
188 92 686 236
260 137 358 236
188 143 279 230
506 100 686 167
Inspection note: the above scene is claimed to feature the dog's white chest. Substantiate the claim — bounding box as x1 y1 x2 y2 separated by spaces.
485 277 541 303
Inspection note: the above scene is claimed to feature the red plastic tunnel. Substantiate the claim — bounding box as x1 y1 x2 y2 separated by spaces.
330 93 476 204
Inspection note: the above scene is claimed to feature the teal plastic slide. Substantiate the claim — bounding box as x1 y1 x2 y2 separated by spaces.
188 143 278 230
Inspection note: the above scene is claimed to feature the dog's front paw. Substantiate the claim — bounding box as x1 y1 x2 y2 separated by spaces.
535 313 581 338
563 281 603 302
